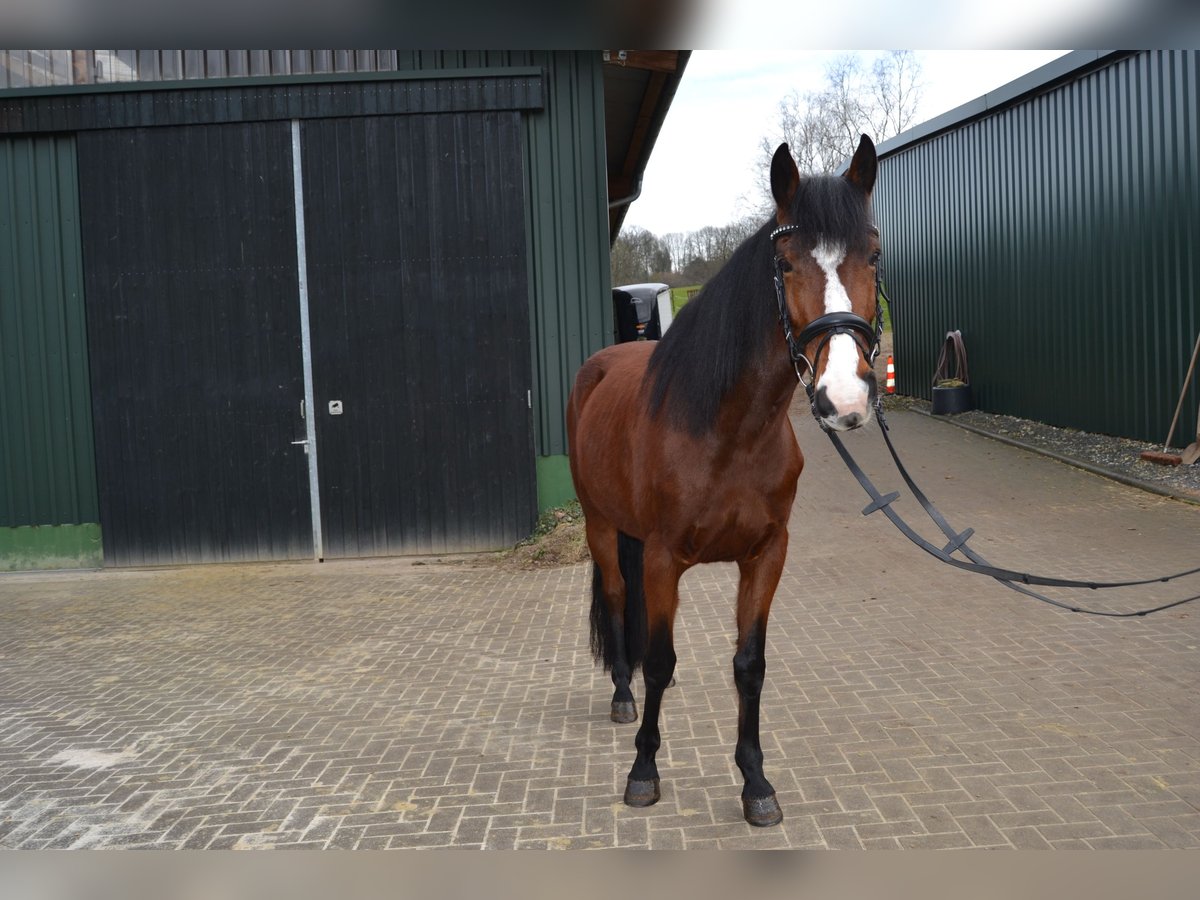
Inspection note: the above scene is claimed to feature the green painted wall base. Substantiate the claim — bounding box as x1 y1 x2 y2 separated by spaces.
536 455 576 512
0 524 103 571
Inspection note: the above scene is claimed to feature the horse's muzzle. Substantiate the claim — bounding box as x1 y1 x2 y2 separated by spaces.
814 373 876 432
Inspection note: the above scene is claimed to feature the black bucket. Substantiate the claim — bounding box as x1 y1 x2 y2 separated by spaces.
931 384 973 415
931 330 972 415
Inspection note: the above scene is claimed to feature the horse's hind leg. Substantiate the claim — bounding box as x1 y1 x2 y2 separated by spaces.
585 517 640 723
624 544 680 808
732 532 788 826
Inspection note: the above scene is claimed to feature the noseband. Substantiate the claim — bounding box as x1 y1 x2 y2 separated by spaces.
770 223 883 392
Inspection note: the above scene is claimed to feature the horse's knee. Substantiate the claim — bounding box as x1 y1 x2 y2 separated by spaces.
732 631 766 697
643 631 676 689
732 664 764 704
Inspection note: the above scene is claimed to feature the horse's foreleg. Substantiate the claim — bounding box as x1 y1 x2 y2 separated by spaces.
624 544 680 808
733 531 788 826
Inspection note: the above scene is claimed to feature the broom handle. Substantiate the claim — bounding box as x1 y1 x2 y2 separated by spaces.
1164 330 1200 451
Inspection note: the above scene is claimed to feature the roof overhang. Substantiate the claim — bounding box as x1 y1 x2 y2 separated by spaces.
602 50 689 242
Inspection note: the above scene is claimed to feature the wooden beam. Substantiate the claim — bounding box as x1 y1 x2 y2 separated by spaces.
602 51 680 74
620 71 667 178
608 174 636 200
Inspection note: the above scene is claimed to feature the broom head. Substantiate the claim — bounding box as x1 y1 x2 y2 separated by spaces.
1140 450 1182 466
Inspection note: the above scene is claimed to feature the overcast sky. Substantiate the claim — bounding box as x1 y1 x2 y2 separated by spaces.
623 50 1071 236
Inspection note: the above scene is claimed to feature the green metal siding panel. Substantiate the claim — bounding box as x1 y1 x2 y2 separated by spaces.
521 52 611 458
0 134 98 527
0 51 607 523
876 50 1199 444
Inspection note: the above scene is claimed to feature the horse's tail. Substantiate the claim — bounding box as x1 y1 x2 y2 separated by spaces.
589 532 648 672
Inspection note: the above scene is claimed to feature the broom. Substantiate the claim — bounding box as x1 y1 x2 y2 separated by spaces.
1141 331 1200 466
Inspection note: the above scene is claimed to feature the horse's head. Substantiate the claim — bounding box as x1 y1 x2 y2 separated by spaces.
770 136 881 432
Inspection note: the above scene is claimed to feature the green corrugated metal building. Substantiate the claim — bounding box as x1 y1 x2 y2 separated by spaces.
874 50 1199 446
0 50 687 569
0 134 100 567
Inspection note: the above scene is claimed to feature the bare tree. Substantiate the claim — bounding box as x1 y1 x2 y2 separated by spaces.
869 50 923 137
611 225 671 286
660 231 690 274
613 216 762 290
752 51 924 207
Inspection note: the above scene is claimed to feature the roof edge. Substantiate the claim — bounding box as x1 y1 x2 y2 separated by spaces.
607 51 690 241
875 50 1129 159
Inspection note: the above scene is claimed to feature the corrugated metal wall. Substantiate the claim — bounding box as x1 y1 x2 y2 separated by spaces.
0 134 98 528
0 52 608 543
0 51 569 88
0 50 611 460
875 50 1199 445
521 52 611 457
1 51 409 87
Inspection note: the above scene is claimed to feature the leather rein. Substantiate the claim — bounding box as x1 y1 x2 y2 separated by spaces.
770 227 1200 618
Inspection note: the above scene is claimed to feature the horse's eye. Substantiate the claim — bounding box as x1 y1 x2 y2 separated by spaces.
778 258 793 273
869 250 881 266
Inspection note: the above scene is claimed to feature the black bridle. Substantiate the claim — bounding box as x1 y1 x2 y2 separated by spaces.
770 225 1200 618
770 224 883 422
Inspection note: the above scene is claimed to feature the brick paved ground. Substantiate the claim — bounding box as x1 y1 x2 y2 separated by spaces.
1 407 1198 849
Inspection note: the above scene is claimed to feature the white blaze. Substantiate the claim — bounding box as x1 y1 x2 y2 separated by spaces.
810 242 870 418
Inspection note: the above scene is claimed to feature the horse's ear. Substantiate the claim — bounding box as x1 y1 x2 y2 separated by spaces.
845 134 877 195
770 143 800 212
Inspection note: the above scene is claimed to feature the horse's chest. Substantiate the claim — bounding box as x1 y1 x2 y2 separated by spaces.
677 478 794 564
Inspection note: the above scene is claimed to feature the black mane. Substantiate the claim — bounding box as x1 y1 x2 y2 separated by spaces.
645 175 873 436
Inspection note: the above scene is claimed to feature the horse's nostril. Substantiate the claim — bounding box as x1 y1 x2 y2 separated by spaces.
814 386 836 419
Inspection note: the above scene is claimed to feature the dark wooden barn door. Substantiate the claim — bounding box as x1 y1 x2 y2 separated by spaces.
77 123 313 566
300 112 537 556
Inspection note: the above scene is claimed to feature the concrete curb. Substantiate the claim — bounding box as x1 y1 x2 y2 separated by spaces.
912 408 1200 508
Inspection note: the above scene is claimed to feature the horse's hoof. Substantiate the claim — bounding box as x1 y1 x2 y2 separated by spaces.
610 700 638 724
624 777 661 808
743 793 783 827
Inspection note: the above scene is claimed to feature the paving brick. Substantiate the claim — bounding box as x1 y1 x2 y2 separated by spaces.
898 831 976 849
1004 825 1054 849
1086 834 1169 849
1 408 1199 849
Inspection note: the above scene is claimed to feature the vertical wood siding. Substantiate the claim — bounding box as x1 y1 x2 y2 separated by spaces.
77 123 313 566
301 112 536 556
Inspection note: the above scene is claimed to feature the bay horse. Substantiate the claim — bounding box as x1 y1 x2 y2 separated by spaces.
567 136 882 827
